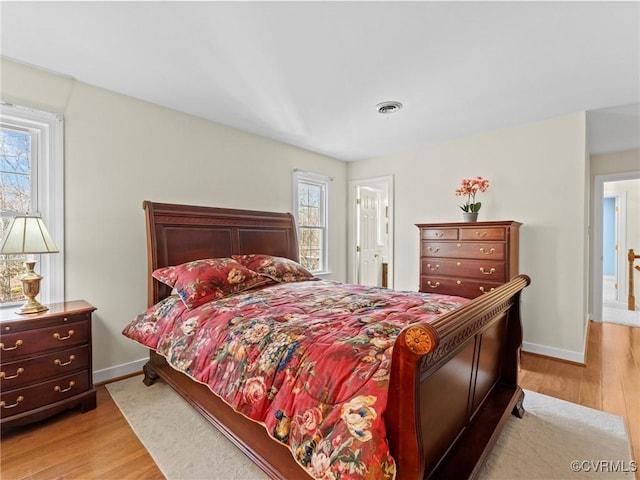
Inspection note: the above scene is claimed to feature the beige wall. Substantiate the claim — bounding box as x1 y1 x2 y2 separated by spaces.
1 59 348 381
349 113 590 361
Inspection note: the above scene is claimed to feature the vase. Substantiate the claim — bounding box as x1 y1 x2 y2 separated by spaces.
463 212 479 222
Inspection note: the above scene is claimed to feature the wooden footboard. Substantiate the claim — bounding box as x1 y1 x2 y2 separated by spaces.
388 274 530 479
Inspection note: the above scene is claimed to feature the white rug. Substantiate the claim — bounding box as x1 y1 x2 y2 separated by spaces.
107 376 635 480
603 300 640 327
602 277 640 327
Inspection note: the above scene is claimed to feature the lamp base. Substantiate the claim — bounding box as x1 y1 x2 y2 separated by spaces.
17 298 49 315
16 260 49 315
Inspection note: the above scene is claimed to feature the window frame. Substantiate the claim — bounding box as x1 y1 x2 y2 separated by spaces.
1 103 64 308
293 170 331 275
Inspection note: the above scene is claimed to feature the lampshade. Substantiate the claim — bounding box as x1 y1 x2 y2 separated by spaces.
0 215 59 254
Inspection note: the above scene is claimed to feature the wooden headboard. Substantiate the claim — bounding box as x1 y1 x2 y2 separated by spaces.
143 201 299 306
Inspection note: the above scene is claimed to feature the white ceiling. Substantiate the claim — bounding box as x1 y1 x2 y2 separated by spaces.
1 1 639 161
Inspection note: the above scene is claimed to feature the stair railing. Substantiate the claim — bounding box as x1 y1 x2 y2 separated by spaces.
629 249 640 311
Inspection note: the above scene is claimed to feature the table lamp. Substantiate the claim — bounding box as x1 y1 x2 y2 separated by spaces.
0 215 59 314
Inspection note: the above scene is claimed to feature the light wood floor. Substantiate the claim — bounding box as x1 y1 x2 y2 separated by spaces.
1 321 638 480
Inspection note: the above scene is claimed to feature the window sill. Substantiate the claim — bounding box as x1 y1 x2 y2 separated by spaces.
312 271 333 279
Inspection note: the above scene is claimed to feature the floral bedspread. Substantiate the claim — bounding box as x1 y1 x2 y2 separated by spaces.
122 280 469 480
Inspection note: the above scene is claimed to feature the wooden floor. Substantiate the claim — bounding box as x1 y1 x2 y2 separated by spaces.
1 320 638 479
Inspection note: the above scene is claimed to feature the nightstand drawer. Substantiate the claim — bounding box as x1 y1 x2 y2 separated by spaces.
0 345 90 390
0 321 89 361
0 371 90 419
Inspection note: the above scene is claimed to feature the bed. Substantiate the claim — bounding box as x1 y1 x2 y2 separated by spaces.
125 201 530 480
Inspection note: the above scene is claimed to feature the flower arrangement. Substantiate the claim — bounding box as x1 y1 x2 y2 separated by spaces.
455 176 490 213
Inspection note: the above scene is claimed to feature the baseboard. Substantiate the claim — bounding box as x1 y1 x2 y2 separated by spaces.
93 358 147 385
522 342 585 365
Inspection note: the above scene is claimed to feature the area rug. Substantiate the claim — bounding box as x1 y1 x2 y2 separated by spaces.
603 300 640 328
107 376 635 480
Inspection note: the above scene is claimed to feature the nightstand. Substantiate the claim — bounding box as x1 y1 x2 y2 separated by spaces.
0 300 97 431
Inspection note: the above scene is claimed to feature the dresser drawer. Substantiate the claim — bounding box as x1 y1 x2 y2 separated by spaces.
420 276 503 299
420 228 459 240
0 345 90 390
0 371 90 419
0 320 89 361
421 242 505 260
459 227 506 241
421 258 507 281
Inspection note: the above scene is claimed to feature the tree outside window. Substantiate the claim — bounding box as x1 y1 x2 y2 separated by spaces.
294 172 329 274
0 127 31 303
0 104 63 307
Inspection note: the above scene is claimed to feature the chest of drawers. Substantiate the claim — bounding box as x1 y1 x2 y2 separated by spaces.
417 221 521 298
0 300 96 431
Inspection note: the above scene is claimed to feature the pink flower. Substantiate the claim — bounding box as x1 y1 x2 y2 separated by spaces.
455 176 490 213
301 407 323 434
243 376 266 404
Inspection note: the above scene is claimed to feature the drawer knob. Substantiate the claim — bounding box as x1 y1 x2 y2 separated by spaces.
53 330 75 341
0 339 23 351
427 263 439 271
54 355 76 367
0 367 25 380
0 395 24 409
427 281 440 289
480 267 496 275
479 247 495 255
427 246 440 253
475 231 488 238
456 281 462 285
54 381 76 393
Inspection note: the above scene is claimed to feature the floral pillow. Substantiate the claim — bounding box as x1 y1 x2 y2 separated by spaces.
152 258 271 309
232 254 315 283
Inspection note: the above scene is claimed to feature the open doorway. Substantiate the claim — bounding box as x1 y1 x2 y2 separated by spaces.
593 173 640 327
348 176 394 289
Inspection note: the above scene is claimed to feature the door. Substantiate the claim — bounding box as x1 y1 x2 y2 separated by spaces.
357 187 380 286
602 196 618 301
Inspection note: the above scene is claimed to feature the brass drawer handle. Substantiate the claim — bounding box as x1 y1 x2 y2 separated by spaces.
479 248 495 255
0 396 24 409
480 286 495 294
434 232 444 238
480 267 496 275
54 381 76 393
427 246 440 253
53 330 75 341
475 231 488 238
427 263 439 271
0 367 25 380
0 339 23 351
427 281 440 288
54 355 76 367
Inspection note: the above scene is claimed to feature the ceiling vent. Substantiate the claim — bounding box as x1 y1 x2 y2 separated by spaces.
376 101 403 115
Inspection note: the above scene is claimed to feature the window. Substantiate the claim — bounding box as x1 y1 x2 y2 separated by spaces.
0 104 64 307
293 170 330 274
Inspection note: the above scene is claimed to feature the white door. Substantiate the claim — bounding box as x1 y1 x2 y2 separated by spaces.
358 188 380 286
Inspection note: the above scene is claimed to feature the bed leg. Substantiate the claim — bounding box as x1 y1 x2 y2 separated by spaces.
142 361 159 386
511 389 525 418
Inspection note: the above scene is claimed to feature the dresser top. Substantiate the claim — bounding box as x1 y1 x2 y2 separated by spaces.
0 300 95 323
416 220 522 228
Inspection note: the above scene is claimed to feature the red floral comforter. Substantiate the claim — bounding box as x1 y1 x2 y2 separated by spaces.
122 280 469 480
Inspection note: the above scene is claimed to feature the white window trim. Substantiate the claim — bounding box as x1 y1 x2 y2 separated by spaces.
1 103 64 306
293 170 331 276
